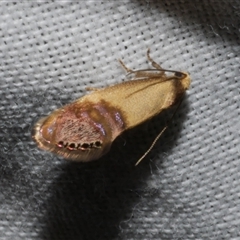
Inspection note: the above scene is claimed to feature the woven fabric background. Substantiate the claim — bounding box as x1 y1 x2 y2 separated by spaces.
0 1 239 239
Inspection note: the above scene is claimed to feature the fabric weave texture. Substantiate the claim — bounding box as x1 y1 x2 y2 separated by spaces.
0 1 239 239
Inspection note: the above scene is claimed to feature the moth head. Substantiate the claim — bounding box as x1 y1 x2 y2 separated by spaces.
32 103 120 162
174 71 191 90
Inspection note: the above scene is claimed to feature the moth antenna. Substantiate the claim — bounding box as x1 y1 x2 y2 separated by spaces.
135 126 168 166
135 98 184 166
85 87 100 92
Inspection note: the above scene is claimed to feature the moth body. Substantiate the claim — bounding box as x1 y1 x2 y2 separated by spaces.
33 50 191 162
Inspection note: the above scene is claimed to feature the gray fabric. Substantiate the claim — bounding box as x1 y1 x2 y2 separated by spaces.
0 1 239 239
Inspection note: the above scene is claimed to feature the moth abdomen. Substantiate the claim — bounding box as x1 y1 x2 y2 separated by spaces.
33 100 126 161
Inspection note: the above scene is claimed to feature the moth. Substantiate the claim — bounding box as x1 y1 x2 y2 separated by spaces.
33 49 191 165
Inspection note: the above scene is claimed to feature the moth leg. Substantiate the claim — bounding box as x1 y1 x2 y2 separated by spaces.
85 87 100 92
118 59 135 74
147 49 164 71
119 53 165 79
119 59 149 79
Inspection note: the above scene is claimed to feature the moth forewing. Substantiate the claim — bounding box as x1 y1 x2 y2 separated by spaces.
33 50 190 163
85 70 190 130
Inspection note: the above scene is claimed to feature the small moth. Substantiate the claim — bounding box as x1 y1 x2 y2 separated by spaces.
33 50 191 165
